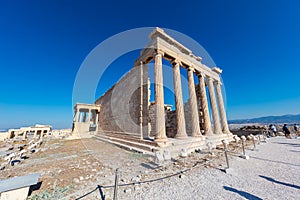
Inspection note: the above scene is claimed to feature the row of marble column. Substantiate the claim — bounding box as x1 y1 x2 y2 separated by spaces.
153 51 230 142
75 109 99 124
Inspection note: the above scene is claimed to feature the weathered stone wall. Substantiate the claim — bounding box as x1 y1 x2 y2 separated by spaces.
95 65 149 136
148 103 156 137
195 83 205 133
149 104 176 138
163 83 205 137
184 99 192 136
166 110 176 138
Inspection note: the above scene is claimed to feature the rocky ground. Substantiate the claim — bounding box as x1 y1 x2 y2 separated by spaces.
0 134 299 199
124 136 300 200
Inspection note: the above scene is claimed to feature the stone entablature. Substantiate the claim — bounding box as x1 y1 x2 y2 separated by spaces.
135 27 221 82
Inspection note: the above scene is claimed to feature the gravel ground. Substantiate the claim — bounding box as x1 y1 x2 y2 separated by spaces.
113 136 300 200
3 136 298 199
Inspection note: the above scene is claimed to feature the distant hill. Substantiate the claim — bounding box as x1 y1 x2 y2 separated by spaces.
229 114 300 124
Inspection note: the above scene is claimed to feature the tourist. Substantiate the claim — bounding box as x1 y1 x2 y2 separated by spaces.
294 124 299 136
268 124 273 137
270 124 277 136
283 124 291 139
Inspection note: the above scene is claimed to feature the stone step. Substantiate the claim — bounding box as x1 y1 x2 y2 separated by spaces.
93 134 158 155
98 131 159 147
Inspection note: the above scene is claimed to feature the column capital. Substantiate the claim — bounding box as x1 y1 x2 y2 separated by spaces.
171 59 182 66
206 76 213 81
187 65 195 72
214 80 222 86
155 49 165 56
196 71 205 78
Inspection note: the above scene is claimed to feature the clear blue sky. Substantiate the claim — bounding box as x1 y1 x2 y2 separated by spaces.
0 0 299 129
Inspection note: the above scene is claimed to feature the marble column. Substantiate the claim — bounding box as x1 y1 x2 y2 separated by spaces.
22 131 27 140
73 110 79 122
172 60 187 138
139 61 144 139
215 81 231 134
154 51 167 142
95 111 99 131
187 67 201 137
88 109 91 122
198 73 213 135
207 77 222 134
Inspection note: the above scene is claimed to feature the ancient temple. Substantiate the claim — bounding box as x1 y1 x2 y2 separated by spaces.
72 27 234 157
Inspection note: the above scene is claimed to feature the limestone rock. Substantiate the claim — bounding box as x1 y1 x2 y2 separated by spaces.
155 151 164 162
163 150 171 160
73 178 80 184
124 188 132 193
132 176 141 182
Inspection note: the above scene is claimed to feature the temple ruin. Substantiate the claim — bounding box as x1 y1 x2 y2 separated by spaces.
72 27 234 157
6 125 52 140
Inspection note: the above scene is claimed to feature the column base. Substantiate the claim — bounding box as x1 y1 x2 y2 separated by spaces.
155 137 168 142
223 130 232 135
191 133 204 138
175 135 188 139
203 131 214 136
155 137 169 147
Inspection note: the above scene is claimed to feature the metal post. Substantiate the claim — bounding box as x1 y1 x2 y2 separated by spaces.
241 138 245 156
252 136 256 149
240 136 249 159
113 168 119 200
222 140 229 169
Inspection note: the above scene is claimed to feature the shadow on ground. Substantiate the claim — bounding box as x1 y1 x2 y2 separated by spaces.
259 175 300 190
223 186 263 200
75 185 105 200
273 142 300 147
251 156 300 167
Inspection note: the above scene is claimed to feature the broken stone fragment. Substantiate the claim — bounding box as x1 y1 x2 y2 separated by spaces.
179 174 185 179
180 149 188 157
140 170 149 174
163 150 171 160
155 151 164 162
124 188 132 193
131 176 141 182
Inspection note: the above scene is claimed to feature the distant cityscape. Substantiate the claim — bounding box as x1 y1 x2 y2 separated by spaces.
229 113 300 124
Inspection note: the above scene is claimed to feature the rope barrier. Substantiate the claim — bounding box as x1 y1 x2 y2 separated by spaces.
64 134 265 199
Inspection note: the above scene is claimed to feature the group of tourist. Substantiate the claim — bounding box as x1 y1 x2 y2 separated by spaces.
268 123 299 138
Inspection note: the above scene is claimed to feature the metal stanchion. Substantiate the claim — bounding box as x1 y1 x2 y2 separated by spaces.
250 134 257 151
258 135 261 144
222 140 230 169
233 135 240 146
262 131 267 143
239 136 249 159
221 139 234 174
113 168 119 200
